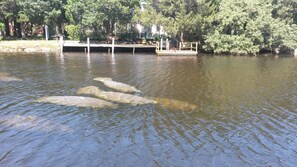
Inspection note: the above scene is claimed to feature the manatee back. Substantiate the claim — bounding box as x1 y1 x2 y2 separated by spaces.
77 86 101 96
93 77 112 82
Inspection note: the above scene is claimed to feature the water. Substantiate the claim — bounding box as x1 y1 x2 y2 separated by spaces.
1 52 297 166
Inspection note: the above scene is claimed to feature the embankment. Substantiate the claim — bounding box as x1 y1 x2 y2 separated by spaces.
0 40 59 52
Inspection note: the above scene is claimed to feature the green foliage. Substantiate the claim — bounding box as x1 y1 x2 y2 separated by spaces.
204 31 258 54
18 11 29 23
18 0 50 25
133 0 211 40
0 0 19 19
0 0 296 54
0 22 4 40
65 0 139 39
204 0 297 54
65 24 80 40
0 22 4 30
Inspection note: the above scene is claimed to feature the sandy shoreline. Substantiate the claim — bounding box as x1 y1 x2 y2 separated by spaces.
0 40 60 52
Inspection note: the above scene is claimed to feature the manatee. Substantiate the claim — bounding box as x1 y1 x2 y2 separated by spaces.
153 97 198 112
0 72 22 82
35 96 117 109
77 86 156 106
0 115 72 133
0 76 22 82
93 77 141 93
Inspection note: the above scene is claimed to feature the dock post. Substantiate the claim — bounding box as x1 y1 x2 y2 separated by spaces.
112 37 115 54
166 39 169 50
160 39 163 51
196 42 198 53
87 37 90 53
45 25 49 41
59 36 64 53
133 47 135 54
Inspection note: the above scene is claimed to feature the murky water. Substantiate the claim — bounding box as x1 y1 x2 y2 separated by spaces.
1 52 297 166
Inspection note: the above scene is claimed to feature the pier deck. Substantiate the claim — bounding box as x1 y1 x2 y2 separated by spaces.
156 50 198 56
60 39 198 56
62 41 156 53
155 41 198 56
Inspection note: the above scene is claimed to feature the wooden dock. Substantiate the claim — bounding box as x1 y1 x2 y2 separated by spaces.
156 41 198 56
61 38 156 53
59 37 198 56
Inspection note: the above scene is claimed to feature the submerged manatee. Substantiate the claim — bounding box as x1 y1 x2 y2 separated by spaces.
0 72 22 82
0 115 72 133
77 86 156 106
36 96 117 109
153 97 198 112
93 77 141 93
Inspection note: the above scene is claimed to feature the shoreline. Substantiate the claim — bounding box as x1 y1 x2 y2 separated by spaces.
0 40 60 53
0 40 296 57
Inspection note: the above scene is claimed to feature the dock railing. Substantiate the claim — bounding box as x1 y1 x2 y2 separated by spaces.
156 41 198 53
179 42 198 52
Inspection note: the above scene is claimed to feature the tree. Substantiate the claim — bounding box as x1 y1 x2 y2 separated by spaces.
46 0 67 34
65 0 139 39
204 0 297 54
0 21 4 39
18 0 67 37
133 0 217 43
0 0 20 36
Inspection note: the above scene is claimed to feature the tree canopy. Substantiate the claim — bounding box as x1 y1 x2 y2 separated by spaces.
0 0 296 54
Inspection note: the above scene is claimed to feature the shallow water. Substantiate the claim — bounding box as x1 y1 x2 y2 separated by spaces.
0 52 297 166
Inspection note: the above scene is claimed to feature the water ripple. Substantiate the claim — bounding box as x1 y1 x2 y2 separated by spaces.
1 53 297 166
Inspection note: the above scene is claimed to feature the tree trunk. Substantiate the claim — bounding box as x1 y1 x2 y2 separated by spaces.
16 22 22 38
30 23 33 36
103 21 109 35
56 23 63 35
21 23 26 39
13 19 22 38
4 18 10 36
180 32 184 43
13 19 17 37
111 20 115 36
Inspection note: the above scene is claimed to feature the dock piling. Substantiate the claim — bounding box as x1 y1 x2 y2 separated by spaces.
156 42 159 52
161 39 163 51
87 38 90 53
112 37 115 54
166 39 169 50
45 25 49 41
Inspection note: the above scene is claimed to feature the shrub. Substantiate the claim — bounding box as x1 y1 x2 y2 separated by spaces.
65 24 80 40
0 22 4 40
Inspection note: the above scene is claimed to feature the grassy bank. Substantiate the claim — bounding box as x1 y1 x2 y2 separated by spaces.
0 40 60 52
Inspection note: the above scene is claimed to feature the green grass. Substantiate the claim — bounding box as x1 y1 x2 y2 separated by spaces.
0 40 59 50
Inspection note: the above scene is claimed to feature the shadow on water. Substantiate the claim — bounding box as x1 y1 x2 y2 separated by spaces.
1 52 297 166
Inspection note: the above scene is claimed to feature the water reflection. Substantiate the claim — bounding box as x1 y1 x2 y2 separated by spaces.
0 52 297 166
60 53 65 66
